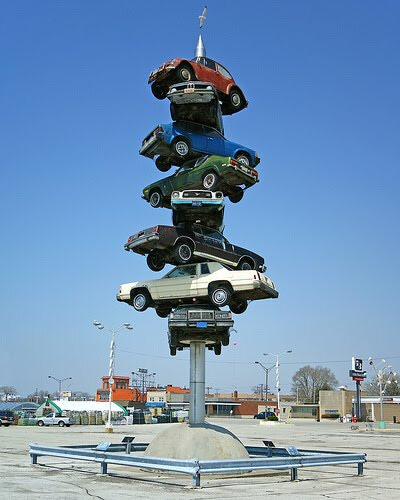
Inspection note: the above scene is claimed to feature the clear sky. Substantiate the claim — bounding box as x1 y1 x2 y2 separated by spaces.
1 0 399 397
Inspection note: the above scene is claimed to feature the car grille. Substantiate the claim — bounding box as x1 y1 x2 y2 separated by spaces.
188 311 214 320
183 191 212 198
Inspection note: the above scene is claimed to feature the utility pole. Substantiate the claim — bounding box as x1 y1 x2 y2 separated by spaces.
205 386 212 396
264 350 293 421
368 357 397 424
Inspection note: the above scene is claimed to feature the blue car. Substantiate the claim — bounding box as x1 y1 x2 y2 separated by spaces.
139 120 260 172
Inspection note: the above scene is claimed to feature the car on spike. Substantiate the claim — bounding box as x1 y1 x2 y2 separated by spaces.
148 57 248 115
139 121 260 171
142 155 259 208
171 190 224 231
116 261 278 316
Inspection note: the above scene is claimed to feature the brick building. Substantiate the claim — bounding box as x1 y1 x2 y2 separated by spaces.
96 376 142 406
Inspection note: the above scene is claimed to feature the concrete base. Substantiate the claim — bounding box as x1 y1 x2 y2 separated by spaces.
144 423 249 460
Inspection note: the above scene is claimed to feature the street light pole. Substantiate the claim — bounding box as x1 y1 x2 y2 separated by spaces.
255 361 274 405
48 375 72 400
93 320 133 433
368 357 397 424
263 350 293 421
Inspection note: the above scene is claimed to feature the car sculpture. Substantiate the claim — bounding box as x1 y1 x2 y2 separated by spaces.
168 305 233 356
139 121 260 171
168 82 224 135
124 224 265 272
171 190 224 230
148 56 248 115
116 261 278 316
142 155 259 208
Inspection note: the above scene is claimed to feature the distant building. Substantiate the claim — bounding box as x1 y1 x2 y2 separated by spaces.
96 376 142 406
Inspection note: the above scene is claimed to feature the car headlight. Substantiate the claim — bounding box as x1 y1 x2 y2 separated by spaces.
171 192 179 198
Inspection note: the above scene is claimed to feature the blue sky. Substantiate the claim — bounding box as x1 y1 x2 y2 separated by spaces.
1 0 399 397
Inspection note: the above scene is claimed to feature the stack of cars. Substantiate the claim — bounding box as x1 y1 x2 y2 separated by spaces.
118 40 278 355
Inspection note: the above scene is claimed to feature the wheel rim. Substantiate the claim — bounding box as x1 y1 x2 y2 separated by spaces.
237 155 249 166
150 192 161 207
241 262 252 270
175 141 189 156
178 244 191 261
134 294 146 310
180 68 191 81
231 92 241 106
213 288 227 304
150 254 163 269
203 173 216 189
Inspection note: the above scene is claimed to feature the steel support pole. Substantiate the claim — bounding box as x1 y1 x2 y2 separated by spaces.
189 341 206 424
356 380 361 420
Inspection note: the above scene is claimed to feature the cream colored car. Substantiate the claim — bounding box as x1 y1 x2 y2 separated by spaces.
117 261 278 316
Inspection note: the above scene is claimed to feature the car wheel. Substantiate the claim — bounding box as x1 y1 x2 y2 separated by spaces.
131 290 151 312
174 240 193 264
222 332 230 346
172 210 179 226
202 171 219 190
234 152 251 167
58 421 65 427
214 343 222 355
238 258 255 271
228 187 244 203
66 424 70 427
155 307 170 318
37 420 44 427
151 83 168 100
146 251 165 272
170 346 177 356
230 300 248 314
209 284 231 307
177 65 195 82
149 190 163 208
229 88 244 111
173 138 191 158
155 156 172 172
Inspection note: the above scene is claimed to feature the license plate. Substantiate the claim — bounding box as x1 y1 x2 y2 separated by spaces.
184 88 195 94
196 321 207 328
192 201 202 206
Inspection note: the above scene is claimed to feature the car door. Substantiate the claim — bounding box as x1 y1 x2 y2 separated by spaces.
197 227 234 266
204 125 226 156
156 264 198 299
216 62 234 94
221 235 240 266
195 57 218 87
195 262 212 297
183 122 207 153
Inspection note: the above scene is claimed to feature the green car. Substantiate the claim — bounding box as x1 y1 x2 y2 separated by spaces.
142 155 259 208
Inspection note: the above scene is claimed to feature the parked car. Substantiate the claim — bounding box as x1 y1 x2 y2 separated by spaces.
168 304 233 356
139 121 260 171
142 155 259 208
124 224 265 273
148 56 248 114
254 411 277 419
171 190 224 230
0 410 15 426
36 412 75 427
168 82 224 135
116 261 278 316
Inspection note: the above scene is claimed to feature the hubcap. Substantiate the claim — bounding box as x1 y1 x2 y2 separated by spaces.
237 155 249 166
150 192 160 207
241 262 252 270
203 174 215 189
134 294 146 309
178 244 191 261
213 289 227 304
180 68 191 81
175 141 189 156
231 93 241 106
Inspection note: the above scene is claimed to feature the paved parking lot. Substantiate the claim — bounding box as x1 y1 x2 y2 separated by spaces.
1 418 399 499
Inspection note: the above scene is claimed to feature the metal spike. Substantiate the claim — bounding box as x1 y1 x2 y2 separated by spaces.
195 34 206 58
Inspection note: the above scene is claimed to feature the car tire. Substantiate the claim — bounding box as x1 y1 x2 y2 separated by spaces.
214 343 222 355
155 156 171 172
58 421 65 427
222 332 230 346
234 152 251 167
173 138 191 158
229 88 245 111
147 251 165 272
177 65 195 82
155 307 170 318
66 424 71 427
170 346 177 356
230 300 248 315
202 171 219 190
151 83 168 100
174 240 193 264
131 290 151 312
209 284 232 307
172 211 179 226
228 187 244 203
238 258 255 271
37 420 44 427
149 189 163 208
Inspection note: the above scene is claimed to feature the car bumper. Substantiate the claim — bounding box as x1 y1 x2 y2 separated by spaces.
125 234 159 251
139 133 159 156
148 64 176 84
116 293 130 302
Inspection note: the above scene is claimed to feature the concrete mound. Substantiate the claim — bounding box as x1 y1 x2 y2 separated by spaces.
144 422 249 460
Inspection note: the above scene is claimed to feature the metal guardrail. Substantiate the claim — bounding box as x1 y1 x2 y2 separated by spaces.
29 440 367 488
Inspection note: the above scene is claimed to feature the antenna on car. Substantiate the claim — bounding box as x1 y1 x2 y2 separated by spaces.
195 6 207 58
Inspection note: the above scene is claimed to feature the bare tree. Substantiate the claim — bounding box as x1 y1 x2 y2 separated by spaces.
292 366 338 403
365 375 400 397
0 386 17 401
26 389 50 404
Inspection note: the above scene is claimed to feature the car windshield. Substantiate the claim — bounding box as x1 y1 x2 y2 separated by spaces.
217 63 232 79
164 265 197 278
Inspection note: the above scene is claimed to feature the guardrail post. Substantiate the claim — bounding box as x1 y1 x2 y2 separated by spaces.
31 454 38 465
192 472 201 487
357 462 364 476
290 468 298 481
100 462 108 474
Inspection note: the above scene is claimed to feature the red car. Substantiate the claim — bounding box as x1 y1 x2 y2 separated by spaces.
148 57 248 115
